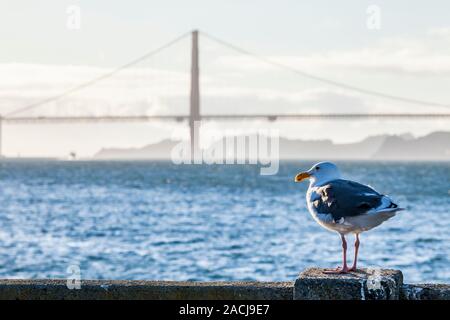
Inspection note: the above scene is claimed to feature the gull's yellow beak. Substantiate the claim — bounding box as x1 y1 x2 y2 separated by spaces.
294 172 310 183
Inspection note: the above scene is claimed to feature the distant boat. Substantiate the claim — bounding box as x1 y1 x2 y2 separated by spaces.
69 152 77 161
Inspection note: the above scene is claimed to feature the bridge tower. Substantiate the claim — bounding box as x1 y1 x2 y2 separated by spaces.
190 30 200 161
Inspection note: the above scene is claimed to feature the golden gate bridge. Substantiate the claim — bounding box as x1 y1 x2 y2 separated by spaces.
1 30 449 157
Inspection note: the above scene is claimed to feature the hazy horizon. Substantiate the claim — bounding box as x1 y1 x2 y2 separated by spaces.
90 130 450 161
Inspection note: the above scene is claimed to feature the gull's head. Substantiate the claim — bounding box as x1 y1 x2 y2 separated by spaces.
294 161 341 186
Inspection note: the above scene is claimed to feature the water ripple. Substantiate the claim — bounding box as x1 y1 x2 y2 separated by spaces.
0 160 448 283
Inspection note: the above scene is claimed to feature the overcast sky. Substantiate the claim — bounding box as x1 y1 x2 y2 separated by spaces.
1 0 450 157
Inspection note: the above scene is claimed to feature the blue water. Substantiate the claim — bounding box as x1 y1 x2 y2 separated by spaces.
0 160 448 283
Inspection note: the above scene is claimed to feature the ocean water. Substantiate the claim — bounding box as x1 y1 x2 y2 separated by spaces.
0 160 448 284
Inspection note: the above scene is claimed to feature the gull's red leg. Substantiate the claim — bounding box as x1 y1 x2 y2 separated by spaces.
324 234 349 274
340 234 349 272
349 234 360 272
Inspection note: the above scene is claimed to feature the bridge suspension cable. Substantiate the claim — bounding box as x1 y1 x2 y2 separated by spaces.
4 31 191 118
4 30 450 122
201 31 450 110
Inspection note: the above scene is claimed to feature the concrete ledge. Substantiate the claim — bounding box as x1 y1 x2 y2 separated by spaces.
294 268 403 300
0 279 293 300
0 269 448 300
401 284 450 300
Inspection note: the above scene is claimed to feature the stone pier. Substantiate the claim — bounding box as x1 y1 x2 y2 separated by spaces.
0 268 448 300
294 268 403 300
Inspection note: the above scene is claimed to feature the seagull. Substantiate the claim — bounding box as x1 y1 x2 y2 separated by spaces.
294 161 403 274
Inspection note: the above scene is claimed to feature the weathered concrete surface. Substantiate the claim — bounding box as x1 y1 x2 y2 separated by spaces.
0 271 448 300
0 279 293 300
401 284 450 300
294 268 403 300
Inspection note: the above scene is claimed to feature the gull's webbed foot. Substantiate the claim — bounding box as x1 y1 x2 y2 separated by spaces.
323 266 350 274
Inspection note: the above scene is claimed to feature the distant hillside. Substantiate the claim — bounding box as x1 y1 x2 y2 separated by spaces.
93 131 450 161
95 140 179 160
372 131 450 160
278 134 387 159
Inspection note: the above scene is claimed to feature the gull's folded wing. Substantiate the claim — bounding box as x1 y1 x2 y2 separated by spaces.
313 179 398 222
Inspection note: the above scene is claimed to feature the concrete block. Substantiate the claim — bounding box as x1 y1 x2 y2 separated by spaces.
0 279 293 300
401 284 450 300
294 268 403 300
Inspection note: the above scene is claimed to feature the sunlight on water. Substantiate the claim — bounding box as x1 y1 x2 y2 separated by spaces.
0 160 448 283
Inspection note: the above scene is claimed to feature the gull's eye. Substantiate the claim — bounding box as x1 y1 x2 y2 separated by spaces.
315 166 320 170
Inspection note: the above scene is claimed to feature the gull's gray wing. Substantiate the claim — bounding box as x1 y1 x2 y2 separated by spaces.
312 179 389 222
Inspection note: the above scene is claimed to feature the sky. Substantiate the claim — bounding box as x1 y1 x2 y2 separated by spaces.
1 0 450 157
